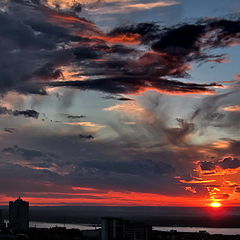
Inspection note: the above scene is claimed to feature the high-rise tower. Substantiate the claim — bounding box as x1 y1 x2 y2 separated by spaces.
9 197 29 230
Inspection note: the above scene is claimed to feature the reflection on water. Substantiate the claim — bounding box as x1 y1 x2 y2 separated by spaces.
29 221 100 230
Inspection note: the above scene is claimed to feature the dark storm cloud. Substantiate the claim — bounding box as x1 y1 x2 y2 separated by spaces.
46 16 240 95
0 0 95 94
0 125 193 196
116 97 134 101
80 158 175 176
48 78 221 95
0 145 182 196
13 109 39 119
200 157 240 171
0 105 40 119
213 193 230 199
4 128 15 133
79 134 94 140
219 157 240 169
108 19 240 59
199 161 215 171
64 114 86 119
235 187 240 193
152 24 205 57
102 95 134 101
69 158 186 195
0 163 66 194
1 0 240 96
2 145 59 169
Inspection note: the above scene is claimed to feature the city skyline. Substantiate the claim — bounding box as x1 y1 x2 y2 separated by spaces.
0 0 240 207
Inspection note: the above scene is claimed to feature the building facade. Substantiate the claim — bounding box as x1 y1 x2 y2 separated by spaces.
0 209 6 229
9 197 29 230
101 217 125 240
101 217 152 240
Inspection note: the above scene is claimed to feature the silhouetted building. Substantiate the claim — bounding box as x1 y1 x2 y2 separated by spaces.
83 229 101 240
101 218 125 240
101 217 151 240
124 222 151 240
0 209 5 229
9 197 29 230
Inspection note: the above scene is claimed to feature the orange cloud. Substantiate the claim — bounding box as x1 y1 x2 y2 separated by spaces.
50 12 92 25
189 156 240 205
179 179 216 184
126 1 180 10
47 10 98 33
135 86 216 96
88 1 179 14
72 186 98 191
211 140 231 149
124 121 137 125
103 102 144 114
60 66 89 82
203 167 240 176
185 187 197 194
64 121 105 131
86 33 141 45
222 105 240 112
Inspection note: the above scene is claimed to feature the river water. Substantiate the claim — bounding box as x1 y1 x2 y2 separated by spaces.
153 226 240 235
12 221 239 235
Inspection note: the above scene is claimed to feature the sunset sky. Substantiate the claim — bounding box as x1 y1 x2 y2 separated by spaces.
0 0 240 207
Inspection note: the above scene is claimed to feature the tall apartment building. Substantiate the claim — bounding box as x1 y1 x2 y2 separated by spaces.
9 197 29 230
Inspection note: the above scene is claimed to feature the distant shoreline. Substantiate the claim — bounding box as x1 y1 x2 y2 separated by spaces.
3 220 240 235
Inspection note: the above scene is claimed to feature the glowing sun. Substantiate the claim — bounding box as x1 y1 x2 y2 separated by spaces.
210 202 222 208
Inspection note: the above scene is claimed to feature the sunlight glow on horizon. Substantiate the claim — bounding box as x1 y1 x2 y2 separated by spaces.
210 202 222 208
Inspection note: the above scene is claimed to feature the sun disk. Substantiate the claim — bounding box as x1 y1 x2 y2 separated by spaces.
210 202 222 208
